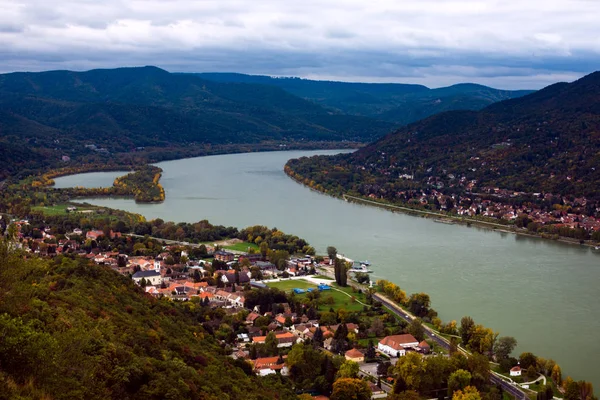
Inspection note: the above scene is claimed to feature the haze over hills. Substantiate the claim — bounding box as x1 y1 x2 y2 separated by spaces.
286 71 600 199
196 73 534 124
0 66 395 178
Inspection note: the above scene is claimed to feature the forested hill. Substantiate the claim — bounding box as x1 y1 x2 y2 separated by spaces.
0 66 394 178
287 71 600 199
195 72 533 124
0 241 296 400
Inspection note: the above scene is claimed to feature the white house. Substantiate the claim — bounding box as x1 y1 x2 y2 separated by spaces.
132 270 162 286
510 366 522 376
377 334 419 357
253 356 289 376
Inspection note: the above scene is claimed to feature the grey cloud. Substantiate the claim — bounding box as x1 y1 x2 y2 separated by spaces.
0 0 598 89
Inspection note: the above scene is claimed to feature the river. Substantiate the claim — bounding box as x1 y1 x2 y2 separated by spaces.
54 149 600 386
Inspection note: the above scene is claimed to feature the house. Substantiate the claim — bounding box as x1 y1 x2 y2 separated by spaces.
246 312 261 325
252 332 298 348
214 250 235 262
510 366 522 376
345 348 364 363
369 382 386 398
132 270 162 286
86 230 105 240
222 271 250 285
377 334 419 357
418 340 430 354
252 356 288 376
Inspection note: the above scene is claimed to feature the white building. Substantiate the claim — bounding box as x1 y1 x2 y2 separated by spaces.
132 270 162 286
510 366 522 376
377 334 419 357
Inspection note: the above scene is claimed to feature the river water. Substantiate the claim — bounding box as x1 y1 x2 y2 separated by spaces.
54 149 600 386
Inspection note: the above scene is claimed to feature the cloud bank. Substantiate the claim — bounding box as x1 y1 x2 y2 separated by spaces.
1 0 599 88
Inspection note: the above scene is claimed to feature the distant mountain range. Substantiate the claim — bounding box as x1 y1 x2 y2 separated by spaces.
195 73 534 124
286 71 600 199
0 66 397 178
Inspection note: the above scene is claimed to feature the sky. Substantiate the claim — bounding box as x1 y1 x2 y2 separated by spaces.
1 0 599 89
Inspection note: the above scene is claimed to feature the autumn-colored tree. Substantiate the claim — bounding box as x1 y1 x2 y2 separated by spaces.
453 386 482 400
330 378 372 400
448 369 472 396
395 352 426 392
551 364 563 386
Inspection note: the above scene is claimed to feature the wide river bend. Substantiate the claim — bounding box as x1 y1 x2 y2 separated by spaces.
54 150 600 386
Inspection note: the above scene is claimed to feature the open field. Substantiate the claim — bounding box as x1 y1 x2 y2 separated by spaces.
266 279 317 292
315 289 365 312
32 204 96 216
223 242 259 252
266 279 365 311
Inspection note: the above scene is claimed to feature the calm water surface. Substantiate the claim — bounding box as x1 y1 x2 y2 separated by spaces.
54 149 600 386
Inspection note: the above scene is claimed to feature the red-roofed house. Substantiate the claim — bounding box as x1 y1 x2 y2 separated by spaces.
510 366 522 376
252 356 288 376
252 332 298 348
344 348 364 362
377 334 419 357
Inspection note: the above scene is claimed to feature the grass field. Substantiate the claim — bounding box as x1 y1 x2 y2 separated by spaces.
223 242 259 252
266 279 317 292
317 289 365 312
266 279 368 312
32 204 95 216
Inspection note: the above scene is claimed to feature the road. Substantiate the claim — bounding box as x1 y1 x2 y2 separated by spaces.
373 293 528 400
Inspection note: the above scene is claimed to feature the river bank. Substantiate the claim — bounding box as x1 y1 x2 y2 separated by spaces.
284 167 600 250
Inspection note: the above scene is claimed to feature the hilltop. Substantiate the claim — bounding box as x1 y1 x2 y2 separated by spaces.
0 66 394 179
196 73 533 124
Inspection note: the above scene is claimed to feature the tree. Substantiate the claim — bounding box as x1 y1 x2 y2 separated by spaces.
467 353 490 388
327 246 337 261
494 336 517 360
448 369 472 396
371 317 385 337
544 384 555 400
287 343 325 390
395 352 426 391
139 277 147 287
313 327 324 348
527 365 538 381
467 325 497 355
453 386 482 400
259 241 269 258
265 332 279 356
377 361 391 377
407 318 425 342
460 316 475 345
551 364 562 386
330 378 372 400
336 360 359 379
519 352 538 370
366 339 376 359
390 391 421 400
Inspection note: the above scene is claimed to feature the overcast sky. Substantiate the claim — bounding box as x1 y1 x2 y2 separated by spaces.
1 0 599 89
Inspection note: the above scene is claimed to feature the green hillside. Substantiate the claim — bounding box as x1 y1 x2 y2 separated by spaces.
0 240 296 399
285 71 600 200
0 67 395 179
196 73 533 123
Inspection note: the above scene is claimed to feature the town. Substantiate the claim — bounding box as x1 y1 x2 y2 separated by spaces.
3 217 572 400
